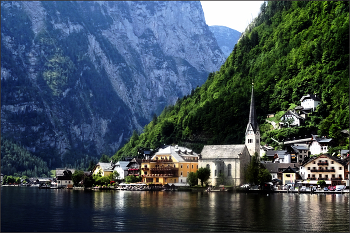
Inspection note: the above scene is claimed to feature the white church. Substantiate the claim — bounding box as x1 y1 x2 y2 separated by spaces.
198 84 260 186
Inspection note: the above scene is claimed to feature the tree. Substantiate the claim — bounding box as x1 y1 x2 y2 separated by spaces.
197 167 210 186
72 170 85 186
186 172 198 187
317 180 326 188
246 152 272 185
125 175 142 184
99 154 110 163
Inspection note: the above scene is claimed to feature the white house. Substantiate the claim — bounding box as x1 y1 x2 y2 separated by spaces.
280 110 305 127
114 161 130 180
300 94 321 111
309 135 332 155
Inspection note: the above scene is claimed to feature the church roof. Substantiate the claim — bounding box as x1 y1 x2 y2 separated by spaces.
200 145 247 159
246 84 258 133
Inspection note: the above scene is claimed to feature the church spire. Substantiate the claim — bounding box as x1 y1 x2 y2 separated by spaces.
247 82 258 133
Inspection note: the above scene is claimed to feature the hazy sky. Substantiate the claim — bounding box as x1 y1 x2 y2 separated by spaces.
201 1 264 32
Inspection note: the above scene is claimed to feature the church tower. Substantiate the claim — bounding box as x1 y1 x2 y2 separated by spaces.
245 83 260 156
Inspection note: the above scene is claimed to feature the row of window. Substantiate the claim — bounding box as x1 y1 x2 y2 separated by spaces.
307 174 342 178
207 164 232 177
307 167 342 170
247 139 259 143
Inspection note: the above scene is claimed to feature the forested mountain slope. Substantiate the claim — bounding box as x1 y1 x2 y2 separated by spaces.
113 1 349 159
1 1 224 171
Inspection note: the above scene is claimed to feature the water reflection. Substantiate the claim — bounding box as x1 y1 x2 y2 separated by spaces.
1 187 349 232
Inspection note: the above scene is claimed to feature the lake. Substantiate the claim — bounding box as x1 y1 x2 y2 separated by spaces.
1 186 349 232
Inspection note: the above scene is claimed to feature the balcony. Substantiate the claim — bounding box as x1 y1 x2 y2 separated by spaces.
141 167 149 171
150 167 178 172
142 173 176 178
308 177 317 180
142 158 173 163
317 177 329 180
317 162 328 166
310 169 335 172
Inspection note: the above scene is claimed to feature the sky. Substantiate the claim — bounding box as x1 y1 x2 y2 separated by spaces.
201 1 265 33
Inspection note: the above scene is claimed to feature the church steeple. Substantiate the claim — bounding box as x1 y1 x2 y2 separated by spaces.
245 82 260 156
246 82 258 134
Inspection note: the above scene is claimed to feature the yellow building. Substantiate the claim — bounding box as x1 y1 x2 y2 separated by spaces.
282 166 297 187
91 162 115 177
141 145 199 185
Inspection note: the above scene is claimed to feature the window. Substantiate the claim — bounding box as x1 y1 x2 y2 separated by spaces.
174 179 176 183
339 167 342 170
313 161 316 164
146 178 153 183
307 167 310 170
312 175 315 178
332 174 335 178
197 165 198 168
331 161 334 164
215 170 217 176
256 139 259 143
339 174 342 178
192 165 193 169
174 164 176 168
144 172 147 175
228 164 232 176
181 164 183 168
331 167 334 170
181 172 183 176
286 174 290 177
187 165 189 168
164 178 167 182
180 179 182 183
187 172 189 176
206 164 210 169
325 175 328 179
156 178 159 182
300 155 302 158
319 174 322 178
65 181 67 183
144 165 148 168
308 174 310 178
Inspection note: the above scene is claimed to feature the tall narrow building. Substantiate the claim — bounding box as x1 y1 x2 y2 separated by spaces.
245 83 260 156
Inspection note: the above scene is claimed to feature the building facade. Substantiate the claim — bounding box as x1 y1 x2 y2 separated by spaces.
141 145 199 185
198 145 250 186
299 154 346 186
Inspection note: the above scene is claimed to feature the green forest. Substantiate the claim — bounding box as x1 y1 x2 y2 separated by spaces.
112 1 349 160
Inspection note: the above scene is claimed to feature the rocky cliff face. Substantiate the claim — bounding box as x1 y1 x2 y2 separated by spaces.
1 1 224 166
209 26 241 58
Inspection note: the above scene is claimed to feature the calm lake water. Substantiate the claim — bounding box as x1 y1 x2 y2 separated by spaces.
1 186 349 232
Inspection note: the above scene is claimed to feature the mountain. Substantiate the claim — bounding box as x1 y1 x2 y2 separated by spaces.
1 1 225 170
209 26 242 58
113 1 349 159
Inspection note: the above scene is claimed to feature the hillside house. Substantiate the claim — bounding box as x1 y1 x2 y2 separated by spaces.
279 110 305 128
290 144 309 164
300 94 321 111
309 135 332 155
299 154 346 186
265 150 293 163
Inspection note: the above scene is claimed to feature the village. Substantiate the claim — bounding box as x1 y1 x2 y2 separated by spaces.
2 90 349 193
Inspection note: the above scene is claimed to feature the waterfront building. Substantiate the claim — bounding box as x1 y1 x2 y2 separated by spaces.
141 145 199 185
92 161 116 177
198 84 259 187
114 161 130 180
299 154 346 186
262 162 299 181
56 168 75 188
282 166 297 186
126 158 142 176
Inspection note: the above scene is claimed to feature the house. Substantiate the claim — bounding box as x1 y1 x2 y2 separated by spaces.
56 168 75 188
141 145 199 185
265 150 293 163
309 135 332 155
290 144 309 164
263 162 299 181
299 94 321 112
299 154 346 186
199 145 250 186
114 161 130 180
279 110 305 128
126 158 142 176
282 166 297 186
92 161 116 177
